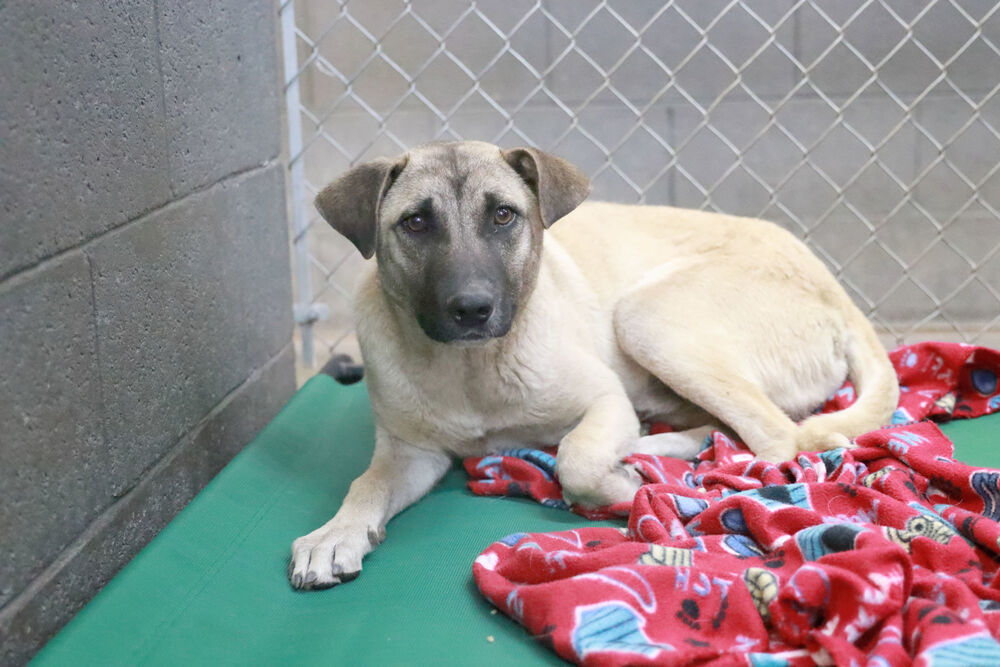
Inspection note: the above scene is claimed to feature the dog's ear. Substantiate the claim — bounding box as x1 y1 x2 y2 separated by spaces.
502 147 590 227
314 156 408 259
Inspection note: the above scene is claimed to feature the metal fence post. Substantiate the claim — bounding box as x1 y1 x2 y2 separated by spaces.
280 0 318 367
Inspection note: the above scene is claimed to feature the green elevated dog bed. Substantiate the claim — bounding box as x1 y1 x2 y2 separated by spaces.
34 375 1000 665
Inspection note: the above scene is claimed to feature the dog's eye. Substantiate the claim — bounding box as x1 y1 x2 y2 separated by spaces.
402 214 428 233
494 206 515 226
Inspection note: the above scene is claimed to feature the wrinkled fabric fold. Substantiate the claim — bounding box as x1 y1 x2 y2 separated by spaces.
467 343 1000 665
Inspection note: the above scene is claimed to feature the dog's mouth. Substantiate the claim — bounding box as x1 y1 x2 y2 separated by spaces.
422 326 499 346
455 330 492 342
416 307 515 346
447 332 496 347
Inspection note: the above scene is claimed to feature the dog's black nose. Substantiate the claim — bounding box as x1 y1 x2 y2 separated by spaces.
447 292 494 326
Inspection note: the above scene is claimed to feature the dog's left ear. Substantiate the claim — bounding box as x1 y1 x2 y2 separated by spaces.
502 147 590 227
314 155 408 259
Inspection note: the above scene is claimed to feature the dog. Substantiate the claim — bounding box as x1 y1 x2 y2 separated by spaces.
287 141 899 590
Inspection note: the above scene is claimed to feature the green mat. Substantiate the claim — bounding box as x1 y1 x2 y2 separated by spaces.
34 376 1000 666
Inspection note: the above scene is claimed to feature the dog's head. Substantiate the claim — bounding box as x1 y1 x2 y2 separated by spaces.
314 141 590 344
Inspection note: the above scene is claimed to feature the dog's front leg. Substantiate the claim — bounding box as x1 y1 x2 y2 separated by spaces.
555 392 642 508
288 428 450 591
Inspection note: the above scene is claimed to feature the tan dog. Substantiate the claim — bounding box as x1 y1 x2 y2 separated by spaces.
288 141 899 590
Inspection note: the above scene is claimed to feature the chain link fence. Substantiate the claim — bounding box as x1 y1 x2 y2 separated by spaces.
280 0 1000 371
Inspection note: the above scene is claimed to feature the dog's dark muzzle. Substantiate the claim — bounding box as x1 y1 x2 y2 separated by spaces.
417 288 513 344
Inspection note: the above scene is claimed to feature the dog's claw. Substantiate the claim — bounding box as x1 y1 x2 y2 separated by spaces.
312 578 340 591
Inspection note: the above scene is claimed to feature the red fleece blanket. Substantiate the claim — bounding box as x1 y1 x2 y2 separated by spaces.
466 343 1000 665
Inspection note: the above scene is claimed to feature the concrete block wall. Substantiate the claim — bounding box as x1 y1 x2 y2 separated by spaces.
0 1 294 663
295 0 1000 341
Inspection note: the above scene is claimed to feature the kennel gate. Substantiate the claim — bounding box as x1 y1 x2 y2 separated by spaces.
280 0 1000 367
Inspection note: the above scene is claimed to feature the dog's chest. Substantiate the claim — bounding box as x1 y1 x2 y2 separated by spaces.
372 349 581 456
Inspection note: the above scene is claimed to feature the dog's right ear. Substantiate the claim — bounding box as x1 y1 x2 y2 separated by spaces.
314 156 408 259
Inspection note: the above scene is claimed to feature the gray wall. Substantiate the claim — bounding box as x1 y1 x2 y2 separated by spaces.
0 1 294 663
294 0 1000 352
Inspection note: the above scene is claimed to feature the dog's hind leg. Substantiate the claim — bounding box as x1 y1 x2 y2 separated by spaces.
613 275 811 464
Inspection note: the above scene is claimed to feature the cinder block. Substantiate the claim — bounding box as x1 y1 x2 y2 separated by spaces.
806 212 880 269
913 95 1000 217
0 346 295 666
818 96 918 217
796 0 1000 98
0 254 109 609
88 166 292 497
407 0 475 36
672 96 918 222
303 1 549 118
0 1 170 279
545 0 797 107
835 236 912 317
409 4 549 111
907 229 998 321
239 171 295 378
915 214 1000 322
441 99 671 201
303 1 431 116
437 106 520 144
671 97 783 214
479 0 553 79
603 114 673 205
490 100 578 150
814 209 1000 324
302 19 372 115
795 0 939 98
909 1 1000 96
299 107 437 190
571 102 671 203
672 96 813 216
157 0 282 195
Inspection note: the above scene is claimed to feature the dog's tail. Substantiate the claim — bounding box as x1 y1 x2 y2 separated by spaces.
795 309 900 452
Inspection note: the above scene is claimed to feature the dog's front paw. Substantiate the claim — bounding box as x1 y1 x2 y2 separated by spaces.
556 455 642 509
288 523 383 591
